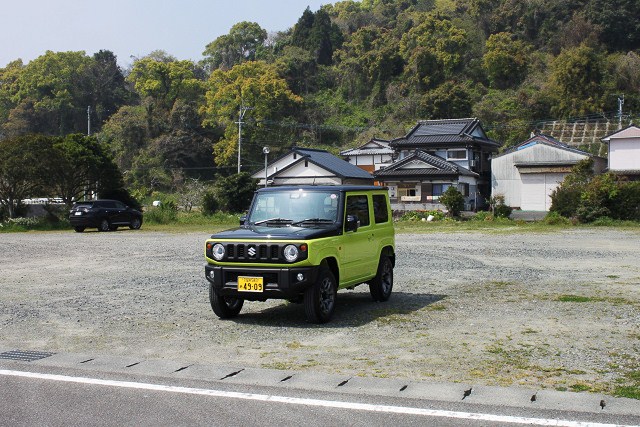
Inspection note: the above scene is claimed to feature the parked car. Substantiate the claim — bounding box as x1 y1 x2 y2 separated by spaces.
69 199 142 232
204 185 395 323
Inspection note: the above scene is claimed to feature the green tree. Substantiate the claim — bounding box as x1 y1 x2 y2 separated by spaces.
214 173 257 213
127 55 205 111
0 135 47 218
42 134 121 207
420 81 473 119
586 0 640 51
334 26 403 102
291 7 343 65
202 21 268 71
9 51 93 135
548 44 608 118
550 158 595 218
439 186 465 217
202 61 303 166
400 12 468 89
483 32 531 89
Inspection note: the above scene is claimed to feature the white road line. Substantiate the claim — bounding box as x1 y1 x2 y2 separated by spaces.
0 369 627 427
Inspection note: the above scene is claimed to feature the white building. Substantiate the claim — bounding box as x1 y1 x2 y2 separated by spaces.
251 147 374 186
340 138 395 174
602 125 640 179
491 134 606 211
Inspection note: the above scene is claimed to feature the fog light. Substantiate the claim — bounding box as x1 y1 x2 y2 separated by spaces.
296 273 304 282
209 270 215 280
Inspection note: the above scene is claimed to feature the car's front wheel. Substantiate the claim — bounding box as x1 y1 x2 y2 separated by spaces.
73 226 85 233
209 284 244 318
304 265 337 323
129 217 142 230
99 219 110 232
370 255 393 302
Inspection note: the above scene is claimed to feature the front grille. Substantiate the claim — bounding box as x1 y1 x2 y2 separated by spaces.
224 243 282 263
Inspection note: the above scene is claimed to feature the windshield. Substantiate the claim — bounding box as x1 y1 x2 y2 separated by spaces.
248 190 340 226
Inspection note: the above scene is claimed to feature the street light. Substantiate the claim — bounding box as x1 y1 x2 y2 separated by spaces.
263 146 270 187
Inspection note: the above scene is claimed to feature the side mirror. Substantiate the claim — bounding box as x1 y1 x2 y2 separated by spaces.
345 215 360 232
239 215 248 226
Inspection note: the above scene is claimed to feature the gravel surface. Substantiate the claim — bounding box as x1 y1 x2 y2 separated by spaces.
1 228 639 395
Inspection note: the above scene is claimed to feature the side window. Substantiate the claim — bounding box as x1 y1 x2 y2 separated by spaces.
345 195 370 227
114 201 126 209
372 195 389 224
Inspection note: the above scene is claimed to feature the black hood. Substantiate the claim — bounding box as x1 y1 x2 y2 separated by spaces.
210 224 341 241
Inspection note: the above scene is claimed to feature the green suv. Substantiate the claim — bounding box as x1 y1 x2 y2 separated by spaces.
204 185 395 323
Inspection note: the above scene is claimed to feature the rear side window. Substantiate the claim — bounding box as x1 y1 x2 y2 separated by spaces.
372 194 389 224
345 195 370 227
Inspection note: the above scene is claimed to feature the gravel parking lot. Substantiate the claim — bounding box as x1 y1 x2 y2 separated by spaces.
1 228 639 395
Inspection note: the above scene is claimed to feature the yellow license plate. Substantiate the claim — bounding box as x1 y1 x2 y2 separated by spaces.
238 276 263 292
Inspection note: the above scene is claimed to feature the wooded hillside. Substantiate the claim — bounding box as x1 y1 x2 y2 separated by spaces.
1 0 639 194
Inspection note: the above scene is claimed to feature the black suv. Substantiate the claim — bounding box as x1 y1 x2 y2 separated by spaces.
69 200 143 232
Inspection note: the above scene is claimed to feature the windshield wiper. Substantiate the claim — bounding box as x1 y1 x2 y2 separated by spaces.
253 217 293 225
291 218 335 226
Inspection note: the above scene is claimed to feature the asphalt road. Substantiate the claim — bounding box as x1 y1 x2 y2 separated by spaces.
1 352 639 426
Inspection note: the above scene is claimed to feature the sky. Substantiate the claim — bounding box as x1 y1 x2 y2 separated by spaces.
0 0 330 69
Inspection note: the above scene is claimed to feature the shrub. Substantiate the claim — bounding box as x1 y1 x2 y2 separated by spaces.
201 190 220 216
470 211 494 221
144 203 178 224
489 194 512 218
400 210 446 221
543 211 572 225
439 186 465 217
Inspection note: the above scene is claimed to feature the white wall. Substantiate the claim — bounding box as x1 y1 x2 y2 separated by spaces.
610 139 640 171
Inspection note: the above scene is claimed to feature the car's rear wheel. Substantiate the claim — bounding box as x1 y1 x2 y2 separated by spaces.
73 226 85 233
99 219 110 232
304 265 337 323
370 255 393 302
209 284 244 318
129 217 142 230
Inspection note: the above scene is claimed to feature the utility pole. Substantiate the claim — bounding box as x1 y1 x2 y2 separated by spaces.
236 103 253 174
87 106 91 135
617 94 625 129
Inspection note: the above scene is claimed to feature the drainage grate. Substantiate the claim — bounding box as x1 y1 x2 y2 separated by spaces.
0 350 55 362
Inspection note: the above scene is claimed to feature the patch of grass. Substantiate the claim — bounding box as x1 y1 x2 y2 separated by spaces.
425 304 447 311
614 386 640 400
522 328 539 334
286 341 303 350
606 275 620 279
555 295 594 303
569 383 592 392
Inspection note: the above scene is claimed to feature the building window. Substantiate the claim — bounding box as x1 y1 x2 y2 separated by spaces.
432 184 451 196
457 183 469 196
447 149 467 160
398 188 416 197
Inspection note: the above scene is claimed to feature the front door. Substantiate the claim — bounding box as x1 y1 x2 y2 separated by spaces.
341 194 377 284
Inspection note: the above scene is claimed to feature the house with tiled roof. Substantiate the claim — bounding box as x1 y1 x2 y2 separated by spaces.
340 138 395 174
601 125 640 179
374 118 500 210
491 133 606 211
251 147 374 186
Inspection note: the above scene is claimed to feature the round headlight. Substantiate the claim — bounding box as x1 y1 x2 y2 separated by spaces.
283 244 299 262
211 243 225 261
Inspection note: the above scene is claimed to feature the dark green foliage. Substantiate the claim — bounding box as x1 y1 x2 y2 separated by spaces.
214 173 257 213
201 190 220 215
440 186 465 217
550 158 595 218
489 194 513 218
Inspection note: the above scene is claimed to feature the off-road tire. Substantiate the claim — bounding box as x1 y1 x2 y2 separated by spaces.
304 266 337 323
370 255 393 302
209 284 244 318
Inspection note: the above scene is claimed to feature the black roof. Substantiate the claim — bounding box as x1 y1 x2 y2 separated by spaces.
389 118 500 150
374 150 478 179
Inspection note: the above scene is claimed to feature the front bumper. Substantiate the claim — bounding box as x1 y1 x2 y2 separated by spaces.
205 264 321 301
